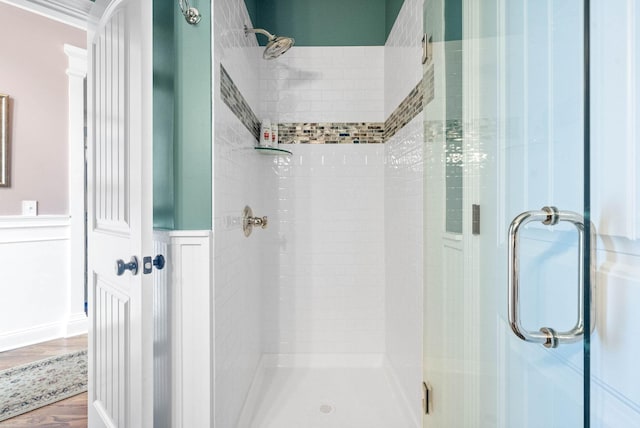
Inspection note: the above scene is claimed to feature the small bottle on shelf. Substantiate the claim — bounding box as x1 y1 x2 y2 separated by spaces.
271 122 278 146
260 119 272 147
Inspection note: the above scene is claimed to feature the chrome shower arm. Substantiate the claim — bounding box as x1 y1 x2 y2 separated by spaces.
244 26 275 40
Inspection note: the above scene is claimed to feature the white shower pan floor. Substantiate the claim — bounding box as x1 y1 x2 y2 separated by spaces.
237 354 417 428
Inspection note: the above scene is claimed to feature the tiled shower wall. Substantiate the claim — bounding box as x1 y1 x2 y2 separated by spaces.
212 1 277 426
263 144 386 354
215 2 425 425
384 0 425 423
258 46 384 123
258 46 388 355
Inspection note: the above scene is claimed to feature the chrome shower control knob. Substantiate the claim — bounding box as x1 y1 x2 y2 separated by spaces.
242 206 268 237
116 256 139 276
249 216 268 228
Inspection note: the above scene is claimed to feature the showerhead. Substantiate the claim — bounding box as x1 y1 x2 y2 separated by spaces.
244 25 295 60
263 36 295 59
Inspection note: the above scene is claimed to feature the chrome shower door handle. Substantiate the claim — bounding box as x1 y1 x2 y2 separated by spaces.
508 206 595 348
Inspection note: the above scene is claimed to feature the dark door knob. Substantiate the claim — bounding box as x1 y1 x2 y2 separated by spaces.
116 256 139 276
153 255 165 270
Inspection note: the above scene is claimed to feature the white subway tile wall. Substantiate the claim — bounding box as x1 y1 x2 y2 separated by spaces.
263 144 386 354
212 1 275 426
384 115 424 424
385 0 424 119
384 0 425 424
213 0 424 426
259 46 385 123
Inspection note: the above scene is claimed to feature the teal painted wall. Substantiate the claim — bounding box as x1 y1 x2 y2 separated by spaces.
173 3 212 230
385 0 405 39
153 3 212 231
246 0 405 46
444 0 463 233
245 0 258 26
444 0 462 41
423 0 443 42
153 0 175 230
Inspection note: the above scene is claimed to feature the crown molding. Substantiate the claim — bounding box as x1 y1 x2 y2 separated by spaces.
0 0 92 30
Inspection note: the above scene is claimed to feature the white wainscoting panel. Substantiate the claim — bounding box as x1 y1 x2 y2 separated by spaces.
590 1 640 426
0 215 87 351
591 248 640 427
168 230 212 428
592 0 639 241
153 231 171 428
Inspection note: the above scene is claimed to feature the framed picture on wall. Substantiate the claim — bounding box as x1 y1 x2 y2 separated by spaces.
0 93 9 187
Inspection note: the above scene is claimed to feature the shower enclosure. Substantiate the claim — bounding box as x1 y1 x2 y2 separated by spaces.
422 0 592 426
210 0 640 426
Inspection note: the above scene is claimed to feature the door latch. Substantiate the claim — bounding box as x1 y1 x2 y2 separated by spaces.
143 255 166 274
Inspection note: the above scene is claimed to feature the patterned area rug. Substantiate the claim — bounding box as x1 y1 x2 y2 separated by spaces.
0 350 88 421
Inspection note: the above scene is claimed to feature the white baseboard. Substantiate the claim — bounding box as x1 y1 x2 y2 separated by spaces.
0 321 67 352
64 311 88 337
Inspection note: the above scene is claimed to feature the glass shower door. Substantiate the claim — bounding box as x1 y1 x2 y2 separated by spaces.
422 0 590 427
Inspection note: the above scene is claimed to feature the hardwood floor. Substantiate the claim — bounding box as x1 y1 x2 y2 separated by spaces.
0 393 88 428
0 335 88 428
0 335 87 371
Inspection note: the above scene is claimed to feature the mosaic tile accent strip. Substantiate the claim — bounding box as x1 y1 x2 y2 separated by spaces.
220 64 260 140
384 75 425 142
424 64 435 107
220 64 428 145
278 123 385 144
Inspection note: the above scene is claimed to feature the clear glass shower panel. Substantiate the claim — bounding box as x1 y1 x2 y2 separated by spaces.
422 0 589 427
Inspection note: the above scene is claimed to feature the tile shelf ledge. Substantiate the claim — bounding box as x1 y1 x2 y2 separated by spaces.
254 146 293 156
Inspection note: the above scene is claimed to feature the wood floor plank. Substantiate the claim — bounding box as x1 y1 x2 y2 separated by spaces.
0 335 87 370
0 393 88 428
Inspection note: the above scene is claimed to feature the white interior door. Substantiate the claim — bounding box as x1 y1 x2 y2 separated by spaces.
87 0 153 426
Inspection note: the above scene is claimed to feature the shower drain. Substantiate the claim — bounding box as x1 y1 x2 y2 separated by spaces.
319 403 335 414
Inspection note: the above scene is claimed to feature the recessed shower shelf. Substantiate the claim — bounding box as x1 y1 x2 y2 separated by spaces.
254 146 292 156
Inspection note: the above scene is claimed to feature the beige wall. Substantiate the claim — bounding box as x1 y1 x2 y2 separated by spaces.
0 3 85 215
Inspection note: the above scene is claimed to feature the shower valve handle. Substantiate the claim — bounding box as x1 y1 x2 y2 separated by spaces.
242 206 268 237
247 216 268 228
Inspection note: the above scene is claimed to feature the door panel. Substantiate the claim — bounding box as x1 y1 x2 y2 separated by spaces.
423 0 588 427
87 0 153 426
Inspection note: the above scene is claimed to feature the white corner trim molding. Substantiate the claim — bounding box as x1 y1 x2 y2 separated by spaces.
65 44 88 76
0 0 91 29
65 43 88 344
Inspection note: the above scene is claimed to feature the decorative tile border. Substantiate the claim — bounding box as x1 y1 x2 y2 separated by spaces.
424 64 435 107
220 64 260 140
384 75 425 142
278 123 384 144
220 65 429 144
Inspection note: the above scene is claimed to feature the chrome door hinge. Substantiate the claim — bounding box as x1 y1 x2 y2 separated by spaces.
423 382 432 415
472 204 480 235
